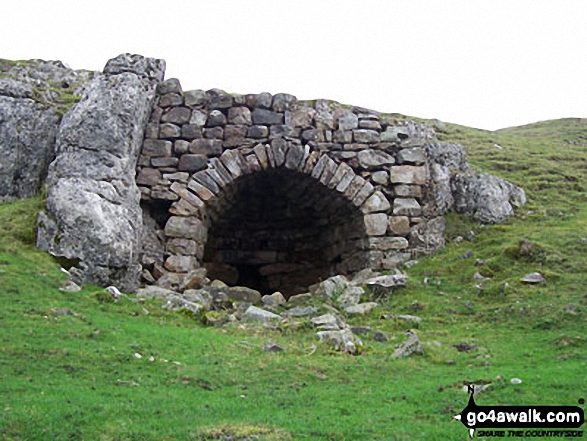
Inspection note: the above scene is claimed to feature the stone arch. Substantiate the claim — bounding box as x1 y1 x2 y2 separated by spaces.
161 142 393 296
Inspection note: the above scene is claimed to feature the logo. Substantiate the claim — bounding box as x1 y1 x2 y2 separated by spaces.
454 385 585 438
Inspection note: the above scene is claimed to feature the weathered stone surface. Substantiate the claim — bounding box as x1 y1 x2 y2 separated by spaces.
424 142 469 172
389 165 427 185
104 53 165 81
37 55 161 291
207 89 232 109
164 255 198 272
140 209 164 266
179 268 208 290
357 149 395 169
286 107 315 128
288 293 312 305
247 125 269 139
159 93 182 107
364 213 388 236
368 237 409 251
409 217 446 254
281 306 319 317
227 106 252 125
157 78 181 95
136 285 178 300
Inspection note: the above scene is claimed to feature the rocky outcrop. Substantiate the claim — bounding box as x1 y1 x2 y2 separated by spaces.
0 59 95 200
36 54 165 292
424 142 526 224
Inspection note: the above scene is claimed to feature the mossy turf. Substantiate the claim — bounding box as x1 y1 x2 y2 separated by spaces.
1 119 586 440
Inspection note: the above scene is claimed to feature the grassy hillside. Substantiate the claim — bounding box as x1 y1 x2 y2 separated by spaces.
1 119 586 440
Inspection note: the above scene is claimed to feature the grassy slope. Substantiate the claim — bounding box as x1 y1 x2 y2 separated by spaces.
1 119 586 440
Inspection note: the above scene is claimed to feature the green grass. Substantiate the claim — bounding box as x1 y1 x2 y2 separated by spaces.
1 118 586 440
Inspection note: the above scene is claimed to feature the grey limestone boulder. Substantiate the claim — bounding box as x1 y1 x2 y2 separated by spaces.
36 54 164 292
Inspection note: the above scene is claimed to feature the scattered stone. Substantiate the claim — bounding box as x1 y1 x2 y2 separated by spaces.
350 326 372 335
242 306 280 323
365 272 408 289
105 286 122 300
474 259 486 267
309 275 348 298
336 286 364 308
261 292 287 309
317 329 362 355
136 285 178 300
462 384 491 394
344 302 378 315
287 293 312 305
281 306 318 318
520 272 545 284
226 286 262 304
404 260 419 269
179 268 208 291
311 313 345 331
59 280 81 292
183 289 213 310
262 340 284 353
392 330 424 358
461 250 473 259
395 315 422 326
564 303 580 315
373 331 389 343
510 378 522 384
472 272 485 281
162 295 203 314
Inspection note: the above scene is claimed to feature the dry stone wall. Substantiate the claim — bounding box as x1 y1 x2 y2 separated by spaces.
137 79 445 295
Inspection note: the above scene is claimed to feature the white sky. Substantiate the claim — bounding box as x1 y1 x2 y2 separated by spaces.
2 0 586 130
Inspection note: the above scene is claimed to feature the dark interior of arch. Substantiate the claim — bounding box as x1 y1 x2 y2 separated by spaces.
203 168 369 297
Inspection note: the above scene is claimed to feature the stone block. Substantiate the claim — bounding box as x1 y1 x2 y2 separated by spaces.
247 125 269 139
161 107 191 125
188 139 222 156
164 216 207 241
174 140 189 154
188 179 215 201
397 147 426 165
206 109 226 127
164 255 198 273
338 111 358 130
393 184 422 198
178 154 208 172
357 149 395 169
159 123 181 139
285 144 305 170
393 198 422 216
353 129 380 143
255 92 272 109
220 149 246 178
228 107 252 125
136 168 161 186
359 119 382 130
333 130 353 143
190 109 208 126
389 165 428 185
388 216 410 236
361 190 391 213
142 139 172 156
368 237 409 251
286 107 315 128
352 181 375 207
166 238 197 255
184 89 209 108
252 108 283 125
271 93 297 112
159 93 183 107
208 89 233 109
151 157 179 167
364 213 388 236
158 78 182 95
371 170 389 185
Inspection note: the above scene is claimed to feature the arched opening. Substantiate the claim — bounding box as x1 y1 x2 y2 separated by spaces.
203 168 369 297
